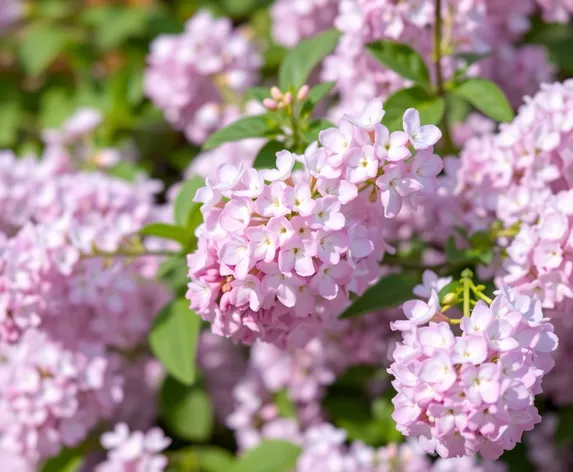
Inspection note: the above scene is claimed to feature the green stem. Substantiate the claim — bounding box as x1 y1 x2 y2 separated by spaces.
434 0 455 153
462 273 471 318
470 282 493 304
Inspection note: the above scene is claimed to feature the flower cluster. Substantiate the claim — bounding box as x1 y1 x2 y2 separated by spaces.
389 284 558 459
94 423 171 472
270 0 339 47
320 0 553 118
226 311 397 449
186 102 442 347
0 115 168 465
144 10 261 144
296 423 506 471
0 329 123 463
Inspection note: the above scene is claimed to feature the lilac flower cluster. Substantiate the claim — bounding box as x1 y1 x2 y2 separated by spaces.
226 312 397 449
389 284 558 459
144 10 261 144
270 0 340 47
94 423 170 472
0 115 168 465
186 102 442 347
297 423 506 471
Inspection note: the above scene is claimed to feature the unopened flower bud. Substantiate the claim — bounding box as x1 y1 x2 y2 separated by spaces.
283 92 292 105
297 84 309 101
270 86 282 100
441 292 457 306
263 98 278 110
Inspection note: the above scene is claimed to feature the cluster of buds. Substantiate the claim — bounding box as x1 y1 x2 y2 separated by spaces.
263 85 309 110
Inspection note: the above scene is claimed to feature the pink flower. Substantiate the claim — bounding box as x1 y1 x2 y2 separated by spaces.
374 124 411 162
256 182 290 217
403 108 442 150
310 197 345 231
260 151 295 182
319 120 354 166
345 146 379 184
376 163 422 218
343 99 385 130
246 226 278 263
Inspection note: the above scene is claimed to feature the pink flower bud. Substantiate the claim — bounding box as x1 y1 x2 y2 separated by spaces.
270 86 283 100
297 84 309 101
263 98 278 110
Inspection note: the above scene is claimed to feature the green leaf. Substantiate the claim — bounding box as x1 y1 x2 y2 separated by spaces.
197 446 236 472
279 29 341 91
19 23 69 75
372 397 403 443
246 86 271 101
82 6 149 50
157 256 189 295
273 389 297 418
41 447 84 472
367 40 430 87
174 177 205 227
160 376 214 442
253 140 284 170
301 81 335 116
450 78 514 122
232 440 301 472
341 273 421 319
149 299 201 385
203 114 277 150
303 118 336 143
108 161 145 182
0 99 21 147
139 223 190 247
40 88 75 129
383 86 445 132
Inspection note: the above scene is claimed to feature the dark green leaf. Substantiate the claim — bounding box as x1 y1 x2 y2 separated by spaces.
149 299 201 385
253 140 284 170
457 52 490 66
232 440 301 472
41 447 83 472
301 81 335 116
383 86 445 132
19 23 69 75
450 78 514 122
279 29 341 91
160 376 214 442
372 397 403 443
139 223 190 247
341 273 421 319
174 177 205 227
0 99 21 147
203 114 277 150
367 40 430 87
157 256 189 295
303 118 336 143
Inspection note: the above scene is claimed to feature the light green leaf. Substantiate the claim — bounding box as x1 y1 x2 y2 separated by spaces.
160 376 214 442
149 299 201 385
450 78 514 122
41 447 83 472
245 86 271 102
341 273 421 319
253 140 284 170
279 29 341 91
82 6 149 50
197 446 236 472
40 88 74 129
174 177 205 227
382 86 445 132
19 23 69 75
108 161 145 182
203 114 278 150
139 223 190 247
367 40 430 87
232 440 301 472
